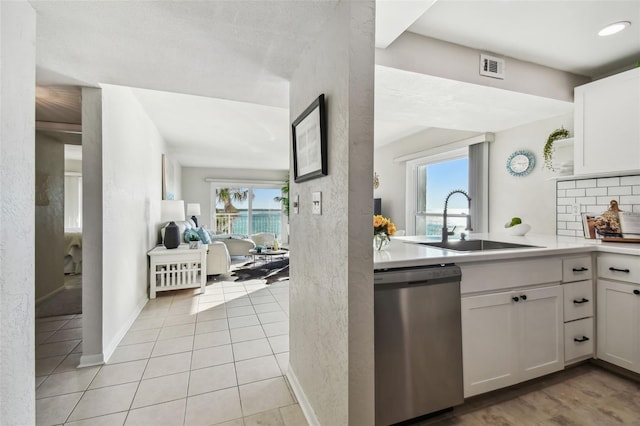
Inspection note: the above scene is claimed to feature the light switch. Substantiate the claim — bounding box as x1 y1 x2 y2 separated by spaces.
312 191 322 215
293 194 299 214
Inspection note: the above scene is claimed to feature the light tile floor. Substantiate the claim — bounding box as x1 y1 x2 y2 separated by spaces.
35 274 306 426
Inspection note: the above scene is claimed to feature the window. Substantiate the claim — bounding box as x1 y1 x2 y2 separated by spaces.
415 152 469 237
64 173 82 230
212 185 283 237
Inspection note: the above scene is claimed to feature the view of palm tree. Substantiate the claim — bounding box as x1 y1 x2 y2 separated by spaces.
216 188 249 213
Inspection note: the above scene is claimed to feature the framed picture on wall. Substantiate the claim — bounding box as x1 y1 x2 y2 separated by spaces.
292 94 327 183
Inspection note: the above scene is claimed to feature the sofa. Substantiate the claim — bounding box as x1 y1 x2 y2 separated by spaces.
206 241 231 276
160 221 231 275
209 233 256 257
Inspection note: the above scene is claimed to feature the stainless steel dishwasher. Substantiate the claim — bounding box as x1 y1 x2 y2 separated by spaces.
374 264 463 425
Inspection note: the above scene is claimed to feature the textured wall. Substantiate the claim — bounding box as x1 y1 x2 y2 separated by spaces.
489 114 573 234
376 32 590 102
101 85 167 360
288 1 375 425
35 133 65 300
557 175 640 237
0 1 36 423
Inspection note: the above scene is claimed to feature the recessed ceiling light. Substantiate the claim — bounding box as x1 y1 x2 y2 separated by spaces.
598 21 631 36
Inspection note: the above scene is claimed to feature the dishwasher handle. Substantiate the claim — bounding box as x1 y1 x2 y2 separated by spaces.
374 265 461 286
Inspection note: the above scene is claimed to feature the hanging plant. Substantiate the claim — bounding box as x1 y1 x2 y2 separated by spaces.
543 127 571 171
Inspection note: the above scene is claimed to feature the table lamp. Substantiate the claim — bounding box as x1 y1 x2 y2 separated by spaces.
161 200 185 249
186 203 201 227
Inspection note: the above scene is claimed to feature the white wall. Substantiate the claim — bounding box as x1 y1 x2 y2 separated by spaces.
81 87 104 365
0 1 36 423
181 167 287 229
376 32 589 102
489 113 573 234
374 128 480 231
288 1 375 425
35 133 65 300
100 84 167 360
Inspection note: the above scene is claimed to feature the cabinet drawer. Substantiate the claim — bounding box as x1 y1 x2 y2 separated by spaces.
562 256 592 283
565 318 594 362
563 280 594 322
598 253 640 284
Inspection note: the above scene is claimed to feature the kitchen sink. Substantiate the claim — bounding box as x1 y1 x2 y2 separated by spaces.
418 239 539 252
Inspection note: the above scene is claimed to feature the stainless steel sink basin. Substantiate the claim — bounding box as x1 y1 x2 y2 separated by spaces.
418 239 539 252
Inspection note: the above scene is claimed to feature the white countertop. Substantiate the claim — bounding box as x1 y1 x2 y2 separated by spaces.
374 233 640 270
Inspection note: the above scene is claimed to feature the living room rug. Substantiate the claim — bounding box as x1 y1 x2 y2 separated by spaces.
35 287 82 318
231 257 289 285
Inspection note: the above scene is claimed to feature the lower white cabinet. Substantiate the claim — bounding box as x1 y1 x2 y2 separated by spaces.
461 285 563 397
597 279 640 373
564 318 594 362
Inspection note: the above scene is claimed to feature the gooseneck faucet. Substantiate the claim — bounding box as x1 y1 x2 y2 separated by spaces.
442 190 472 243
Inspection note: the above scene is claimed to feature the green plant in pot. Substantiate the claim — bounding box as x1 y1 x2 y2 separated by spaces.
543 127 571 171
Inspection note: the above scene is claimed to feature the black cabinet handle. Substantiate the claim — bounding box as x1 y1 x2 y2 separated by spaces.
573 298 589 304
609 267 630 273
574 336 590 343
634 290 640 296
512 296 519 302
572 267 589 272
521 294 527 301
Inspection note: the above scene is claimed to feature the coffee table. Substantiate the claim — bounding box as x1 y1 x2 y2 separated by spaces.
248 248 288 265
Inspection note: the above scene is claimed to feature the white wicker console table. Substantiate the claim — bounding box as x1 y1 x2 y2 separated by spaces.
147 244 207 299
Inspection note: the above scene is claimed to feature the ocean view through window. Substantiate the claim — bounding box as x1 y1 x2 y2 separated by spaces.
213 186 283 238
415 155 469 237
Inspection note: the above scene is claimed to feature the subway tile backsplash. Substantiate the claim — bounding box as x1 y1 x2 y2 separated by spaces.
557 174 640 237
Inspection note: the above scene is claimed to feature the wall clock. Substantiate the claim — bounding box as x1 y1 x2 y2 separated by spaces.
506 150 535 176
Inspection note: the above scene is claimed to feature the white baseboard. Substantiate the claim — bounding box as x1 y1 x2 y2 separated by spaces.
103 296 148 363
35 285 65 305
78 353 104 368
286 365 320 426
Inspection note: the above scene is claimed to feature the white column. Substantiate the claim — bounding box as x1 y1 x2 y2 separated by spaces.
287 1 375 425
0 1 36 423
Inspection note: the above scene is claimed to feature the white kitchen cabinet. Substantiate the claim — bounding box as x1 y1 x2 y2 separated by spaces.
597 278 640 373
574 67 640 175
461 284 563 397
596 253 640 373
562 255 595 364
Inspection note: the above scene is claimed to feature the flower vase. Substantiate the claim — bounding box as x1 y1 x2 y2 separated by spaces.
374 233 389 251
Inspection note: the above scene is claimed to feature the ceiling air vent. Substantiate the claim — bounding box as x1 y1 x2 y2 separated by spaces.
480 54 505 79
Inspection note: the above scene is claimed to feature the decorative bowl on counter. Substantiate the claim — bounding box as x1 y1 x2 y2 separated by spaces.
506 223 531 236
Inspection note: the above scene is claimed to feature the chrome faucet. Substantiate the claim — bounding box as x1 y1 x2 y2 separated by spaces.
442 190 472 243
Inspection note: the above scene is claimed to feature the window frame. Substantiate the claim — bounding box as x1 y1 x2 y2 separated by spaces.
405 148 468 236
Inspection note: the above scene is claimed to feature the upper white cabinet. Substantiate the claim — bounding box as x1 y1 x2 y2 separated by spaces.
574 67 640 175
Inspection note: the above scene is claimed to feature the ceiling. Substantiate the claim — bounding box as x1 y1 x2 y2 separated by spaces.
32 1 640 169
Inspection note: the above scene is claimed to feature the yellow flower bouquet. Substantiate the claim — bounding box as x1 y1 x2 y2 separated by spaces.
373 214 396 251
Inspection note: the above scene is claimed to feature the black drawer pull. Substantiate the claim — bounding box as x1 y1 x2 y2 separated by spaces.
574 336 590 343
572 267 589 272
573 298 589 304
521 294 527 301
512 296 519 302
634 290 640 296
609 267 630 273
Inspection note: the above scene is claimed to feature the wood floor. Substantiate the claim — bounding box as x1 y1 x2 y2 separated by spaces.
416 363 640 426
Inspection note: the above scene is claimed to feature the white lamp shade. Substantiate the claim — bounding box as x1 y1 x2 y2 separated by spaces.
186 203 201 216
161 200 185 222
